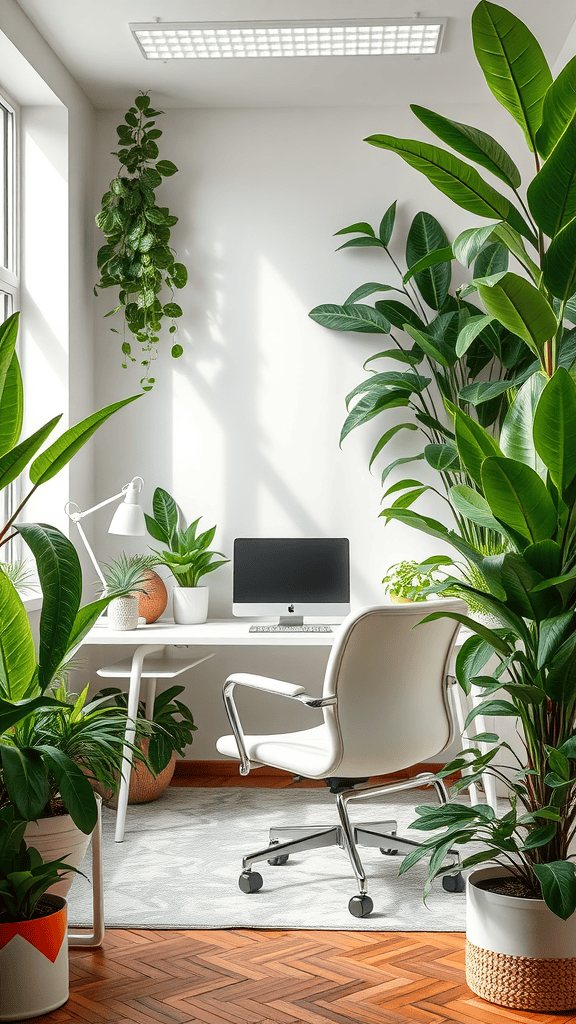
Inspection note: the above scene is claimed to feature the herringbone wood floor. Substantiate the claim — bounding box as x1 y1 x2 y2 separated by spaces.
42 767 576 1024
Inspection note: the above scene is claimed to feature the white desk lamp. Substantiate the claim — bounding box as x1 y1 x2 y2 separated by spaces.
65 476 146 587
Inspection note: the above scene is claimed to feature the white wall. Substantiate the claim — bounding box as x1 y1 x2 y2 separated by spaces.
89 101 531 759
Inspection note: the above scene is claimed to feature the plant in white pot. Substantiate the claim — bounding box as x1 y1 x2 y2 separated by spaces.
100 552 159 630
0 807 84 1021
145 486 229 624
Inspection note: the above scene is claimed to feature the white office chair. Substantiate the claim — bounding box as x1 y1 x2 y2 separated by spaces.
216 600 467 917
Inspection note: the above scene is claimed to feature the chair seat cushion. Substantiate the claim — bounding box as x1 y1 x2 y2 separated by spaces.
216 724 340 779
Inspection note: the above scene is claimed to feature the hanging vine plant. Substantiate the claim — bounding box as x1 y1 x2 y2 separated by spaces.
95 93 188 391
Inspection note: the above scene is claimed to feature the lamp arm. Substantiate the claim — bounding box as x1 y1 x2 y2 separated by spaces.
66 490 126 522
75 521 107 589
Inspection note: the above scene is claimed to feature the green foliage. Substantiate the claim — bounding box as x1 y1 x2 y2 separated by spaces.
93 684 197 775
384 368 576 919
94 93 188 391
382 559 449 601
100 553 159 597
0 805 82 923
145 486 229 588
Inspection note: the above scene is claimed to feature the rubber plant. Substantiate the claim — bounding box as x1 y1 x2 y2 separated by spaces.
363 1 576 385
95 93 188 391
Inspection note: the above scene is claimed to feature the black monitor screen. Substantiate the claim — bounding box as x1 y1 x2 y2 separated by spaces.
233 538 350 603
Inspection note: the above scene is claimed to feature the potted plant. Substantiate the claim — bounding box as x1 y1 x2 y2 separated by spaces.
145 486 229 624
91 683 197 805
100 552 159 630
0 807 84 1021
382 557 452 603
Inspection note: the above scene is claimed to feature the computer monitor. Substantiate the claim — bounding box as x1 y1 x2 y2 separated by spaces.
233 537 350 625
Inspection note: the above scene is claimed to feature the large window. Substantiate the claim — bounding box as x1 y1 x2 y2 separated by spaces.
0 94 19 559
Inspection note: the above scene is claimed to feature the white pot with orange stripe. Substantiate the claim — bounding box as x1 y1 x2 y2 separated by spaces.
0 894 69 1021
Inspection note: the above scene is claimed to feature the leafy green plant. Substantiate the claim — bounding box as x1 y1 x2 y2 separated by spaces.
382 559 445 602
95 93 188 391
93 684 197 774
0 806 82 923
384 367 576 920
100 552 158 597
309 204 534 552
145 486 229 588
364 1 576 384
0 310 144 834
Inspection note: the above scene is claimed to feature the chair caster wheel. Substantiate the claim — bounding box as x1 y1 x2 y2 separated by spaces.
348 894 373 918
442 871 465 893
268 854 289 865
239 870 263 893
380 847 399 856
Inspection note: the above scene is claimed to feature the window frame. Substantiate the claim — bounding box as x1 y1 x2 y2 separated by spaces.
0 90 20 563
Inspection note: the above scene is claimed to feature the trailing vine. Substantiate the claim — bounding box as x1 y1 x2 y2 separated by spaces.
95 93 188 390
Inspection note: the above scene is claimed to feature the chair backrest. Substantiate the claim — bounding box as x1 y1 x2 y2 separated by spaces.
320 600 466 778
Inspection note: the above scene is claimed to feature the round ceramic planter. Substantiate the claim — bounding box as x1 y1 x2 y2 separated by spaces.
138 569 168 623
108 595 139 630
0 894 69 1021
24 795 101 899
466 865 576 1011
173 585 209 624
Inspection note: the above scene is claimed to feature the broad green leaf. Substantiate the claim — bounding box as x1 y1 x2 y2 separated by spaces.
0 695 67 734
373 301 425 333
491 223 540 281
340 390 409 444
473 242 509 280
523 540 562 585
380 454 425 485
456 633 498 696
403 246 453 285
384 477 425 498
420 610 512 656
498 551 555 622
0 415 61 491
379 201 397 246
30 394 142 485
454 407 502 488
449 485 505 534
364 134 536 243
334 221 375 237
343 282 395 305
459 364 534 406
406 212 451 311
424 443 459 471
456 315 495 357
308 303 391 334
533 367 576 493
411 104 521 188
364 348 422 369
144 511 169 544
477 273 557 358
527 116 576 237
0 355 23 458
0 571 36 702
543 630 576 704
500 372 547 473
403 324 455 368
378 507 481 565
481 456 558 542
537 611 576 668
17 524 82 692
152 486 178 537
39 746 97 833
0 746 49 821
345 371 430 408
536 55 576 159
472 1 552 153
533 861 576 919
453 223 500 266
0 312 20 411
335 237 384 251
542 216 576 301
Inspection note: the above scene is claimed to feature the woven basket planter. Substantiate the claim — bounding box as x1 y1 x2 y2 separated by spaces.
92 738 176 808
466 866 576 1011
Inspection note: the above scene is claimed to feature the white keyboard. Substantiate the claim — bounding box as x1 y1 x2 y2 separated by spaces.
249 624 333 633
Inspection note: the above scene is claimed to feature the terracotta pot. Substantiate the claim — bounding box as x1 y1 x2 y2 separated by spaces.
92 738 176 807
0 894 69 1021
466 865 576 1011
138 569 168 623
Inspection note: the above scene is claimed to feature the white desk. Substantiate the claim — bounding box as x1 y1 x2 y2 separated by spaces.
82 617 496 841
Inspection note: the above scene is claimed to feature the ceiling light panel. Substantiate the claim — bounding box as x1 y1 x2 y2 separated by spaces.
130 20 446 60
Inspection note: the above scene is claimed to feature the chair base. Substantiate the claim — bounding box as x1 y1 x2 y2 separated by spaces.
239 773 462 916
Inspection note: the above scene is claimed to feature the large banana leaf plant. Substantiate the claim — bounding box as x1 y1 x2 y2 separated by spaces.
384 367 576 920
365 1 576 384
309 203 535 552
0 311 143 833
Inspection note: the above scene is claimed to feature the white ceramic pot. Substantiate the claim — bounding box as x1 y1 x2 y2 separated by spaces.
108 594 139 630
0 894 69 1021
24 795 101 899
172 586 209 624
466 865 576 1011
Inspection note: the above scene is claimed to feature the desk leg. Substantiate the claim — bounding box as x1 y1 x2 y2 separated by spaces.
115 644 164 843
68 795 104 947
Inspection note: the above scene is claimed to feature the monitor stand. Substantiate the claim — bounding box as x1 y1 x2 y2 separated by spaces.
278 615 303 627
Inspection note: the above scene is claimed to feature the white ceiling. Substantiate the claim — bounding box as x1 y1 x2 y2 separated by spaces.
14 0 576 109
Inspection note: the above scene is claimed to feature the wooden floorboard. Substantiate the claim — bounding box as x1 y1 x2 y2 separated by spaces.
41 771 576 1024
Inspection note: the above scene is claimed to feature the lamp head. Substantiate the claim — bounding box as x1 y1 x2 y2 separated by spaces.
108 476 146 536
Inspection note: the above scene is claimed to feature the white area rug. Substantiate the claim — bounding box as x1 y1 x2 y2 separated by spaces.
67 786 467 930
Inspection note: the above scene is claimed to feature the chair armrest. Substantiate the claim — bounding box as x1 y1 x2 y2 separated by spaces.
221 673 337 776
224 672 306 698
